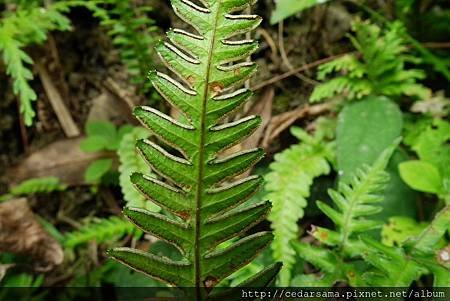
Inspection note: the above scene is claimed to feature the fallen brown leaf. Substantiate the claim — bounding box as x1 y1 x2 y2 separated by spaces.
243 87 274 150
0 198 63 271
7 138 116 186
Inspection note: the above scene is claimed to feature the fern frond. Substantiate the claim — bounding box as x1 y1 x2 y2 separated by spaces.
108 0 280 298
0 4 71 125
310 77 371 102
98 0 159 94
64 216 139 250
10 177 67 196
293 142 400 287
316 55 364 80
118 127 160 211
315 139 399 249
266 122 334 286
310 20 430 103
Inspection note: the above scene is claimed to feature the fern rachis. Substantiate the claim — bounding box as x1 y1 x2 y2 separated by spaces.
108 0 281 298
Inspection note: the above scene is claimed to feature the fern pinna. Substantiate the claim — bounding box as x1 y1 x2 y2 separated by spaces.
108 0 281 299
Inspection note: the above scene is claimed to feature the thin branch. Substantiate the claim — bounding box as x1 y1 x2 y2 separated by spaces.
251 52 351 91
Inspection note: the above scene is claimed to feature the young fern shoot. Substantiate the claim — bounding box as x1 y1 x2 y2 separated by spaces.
108 0 281 299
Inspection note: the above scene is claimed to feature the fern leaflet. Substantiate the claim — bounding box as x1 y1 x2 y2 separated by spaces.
118 127 160 211
266 119 334 286
108 0 281 299
0 177 67 202
315 139 399 249
0 4 71 125
64 216 139 250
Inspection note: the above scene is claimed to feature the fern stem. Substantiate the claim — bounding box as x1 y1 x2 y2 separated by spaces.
339 184 366 249
193 3 222 298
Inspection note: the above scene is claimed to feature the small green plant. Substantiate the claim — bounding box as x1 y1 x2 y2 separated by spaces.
266 118 335 286
310 20 430 103
108 0 281 298
360 206 450 287
381 216 427 247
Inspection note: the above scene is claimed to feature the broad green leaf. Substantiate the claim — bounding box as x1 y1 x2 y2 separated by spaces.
376 150 418 220
80 135 108 153
399 160 442 194
86 121 117 139
381 216 427 247
337 96 403 182
84 121 121 151
270 0 331 24
408 119 450 195
84 159 113 183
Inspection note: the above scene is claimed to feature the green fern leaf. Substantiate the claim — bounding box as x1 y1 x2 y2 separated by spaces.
64 216 139 250
294 142 400 287
315 139 400 250
108 0 280 298
0 5 72 125
266 123 334 286
1 176 67 202
10 177 67 196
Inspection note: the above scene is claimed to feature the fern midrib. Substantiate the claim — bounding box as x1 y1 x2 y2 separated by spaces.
339 174 372 249
193 2 222 297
